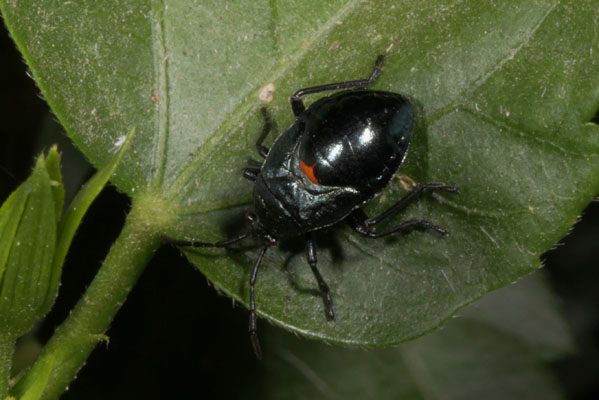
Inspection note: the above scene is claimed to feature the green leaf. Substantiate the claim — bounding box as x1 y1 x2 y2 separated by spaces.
42 127 136 313
3 128 136 397
1 0 597 347
0 149 62 398
0 149 62 337
458 270 574 359
256 272 572 399
43 146 64 224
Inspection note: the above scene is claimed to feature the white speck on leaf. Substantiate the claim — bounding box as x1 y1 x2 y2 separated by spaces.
259 83 275 103
480 226 499 248
113 136 126 151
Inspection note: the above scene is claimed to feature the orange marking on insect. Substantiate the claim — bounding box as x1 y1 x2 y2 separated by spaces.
299 160 319 184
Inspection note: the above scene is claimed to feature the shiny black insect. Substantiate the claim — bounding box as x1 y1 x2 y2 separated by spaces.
163 55 458 359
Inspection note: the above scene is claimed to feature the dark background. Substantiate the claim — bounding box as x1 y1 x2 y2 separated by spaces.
1 21 597 399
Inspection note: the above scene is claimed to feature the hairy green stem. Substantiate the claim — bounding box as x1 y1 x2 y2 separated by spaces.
0 332 15 399
12 197 166 399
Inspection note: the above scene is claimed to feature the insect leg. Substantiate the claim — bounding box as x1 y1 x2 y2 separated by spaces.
162 232 268 359
249 246 268 359
242 168 260 181
347 208 448 238
305 233 335 320
247 159 263 167
367 183 459 227
255 107 272 158
290 55 385 116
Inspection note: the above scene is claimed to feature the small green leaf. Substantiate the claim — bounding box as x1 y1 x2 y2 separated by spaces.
43 127 136 313
0 150 62 337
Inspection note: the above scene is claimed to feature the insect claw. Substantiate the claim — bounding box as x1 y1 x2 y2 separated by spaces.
250 332 262 360
443 185 460 194
435 226 449 236
326 306 335 320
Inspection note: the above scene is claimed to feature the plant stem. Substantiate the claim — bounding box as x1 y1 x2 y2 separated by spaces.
0 331 15 399
12 196 166 399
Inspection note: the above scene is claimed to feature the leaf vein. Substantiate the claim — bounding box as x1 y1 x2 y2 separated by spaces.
460 105 596 157
465 0 561 95
149 2 170 190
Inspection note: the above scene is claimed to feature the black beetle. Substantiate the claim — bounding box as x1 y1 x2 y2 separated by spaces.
163 55 458 358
